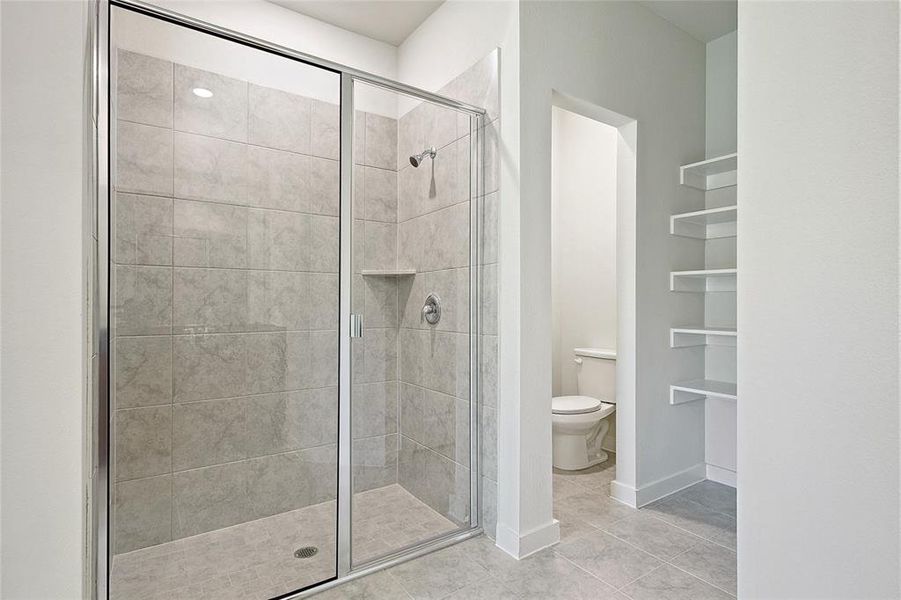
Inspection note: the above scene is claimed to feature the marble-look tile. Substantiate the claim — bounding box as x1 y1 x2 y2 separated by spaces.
247 145 311 213
479 334 498 409
352 381 398 439
604 512 701 560
480 191 498 265
398 202 470 272
115 193 173 266
310 100 339 160
308 273 339 329
365 113 397 170
289 387 339 449
174 64 247 142
114 265 172 335
557 488 636 529
244 332 288 394
314 571 411 600
424 268 470 333
388 543 490 600
397 101 458 173
353 434 398 492
480 263 497 335
363 221 397 271
440 50 499 123
174 132 247 204
173 199 247 268
247 270 309 331
397 436 470 525
620 564 733 600
420 330 468 398
117 121 173 196
117 50 173 128
397 138 461 223
247 444 337 519
644 496 737 550
399 328 426 387
247 208 311 272
248 83 311 154
400 385 469 464
494 550 623 600
363 167 397 223
286 330 339 390
483 120 499 194
172 398 246 470
173 333 246 402
114 475 172 553
353 110 366 165
556 529 662 589
173 267 248 333
172 460 252 538
354 327 398 384
481 477 498 539
670 539 737 596
115 335 172 409
243 392 291 457
480 406 497 481
310 157 339 216
677 480 736 519
116 406 172 481
362 275 398 328
310 216 340 272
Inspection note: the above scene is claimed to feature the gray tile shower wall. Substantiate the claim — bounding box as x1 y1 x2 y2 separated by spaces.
395 51 500 535
111 50 354 554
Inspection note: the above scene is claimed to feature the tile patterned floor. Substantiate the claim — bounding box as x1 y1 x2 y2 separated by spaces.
314 456 738 599
110 484 456 600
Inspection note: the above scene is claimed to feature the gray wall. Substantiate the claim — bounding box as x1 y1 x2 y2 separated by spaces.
737 1 899 597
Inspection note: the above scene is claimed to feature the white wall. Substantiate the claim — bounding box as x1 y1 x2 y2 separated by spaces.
0 1 89 597
704 30 738 482
738 1 899 597
520 1 707 517
551 107 617 397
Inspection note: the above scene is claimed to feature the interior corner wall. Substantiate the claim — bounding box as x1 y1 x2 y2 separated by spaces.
520 1 706 513
704 30 738 480
705 31 736 159
1 1 89 597
737 1 899 597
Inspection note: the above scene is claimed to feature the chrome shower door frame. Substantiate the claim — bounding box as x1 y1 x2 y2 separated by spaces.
94 2 486 598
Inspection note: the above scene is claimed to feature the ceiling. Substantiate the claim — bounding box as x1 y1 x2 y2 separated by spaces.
640 0 737 43
268 0 445 46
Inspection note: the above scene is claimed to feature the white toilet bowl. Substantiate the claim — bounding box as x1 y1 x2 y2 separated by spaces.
552 395 616 471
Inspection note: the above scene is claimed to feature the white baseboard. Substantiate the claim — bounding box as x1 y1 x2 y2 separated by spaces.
706 463 737 488
634 462 707 507
609 479 638 508
495 519 560 559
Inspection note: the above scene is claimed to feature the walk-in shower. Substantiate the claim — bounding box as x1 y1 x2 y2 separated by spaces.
96 2 495 598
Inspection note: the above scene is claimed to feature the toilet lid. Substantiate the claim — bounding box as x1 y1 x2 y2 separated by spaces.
552 395 602 415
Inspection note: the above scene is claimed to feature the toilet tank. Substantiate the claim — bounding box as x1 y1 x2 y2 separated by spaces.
574 348 616 403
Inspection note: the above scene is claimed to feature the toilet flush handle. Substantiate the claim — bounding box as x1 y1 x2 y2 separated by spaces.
573 357 583 365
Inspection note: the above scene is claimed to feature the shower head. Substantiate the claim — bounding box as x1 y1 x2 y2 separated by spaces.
409 146 437 168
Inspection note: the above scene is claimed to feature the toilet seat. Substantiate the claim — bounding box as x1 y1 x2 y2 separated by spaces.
553 395 602 415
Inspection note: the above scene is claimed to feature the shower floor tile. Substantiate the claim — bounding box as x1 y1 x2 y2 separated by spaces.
110 484 457 600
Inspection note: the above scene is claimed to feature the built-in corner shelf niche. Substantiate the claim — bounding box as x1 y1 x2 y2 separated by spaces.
668 153 738 406
360 269 416 277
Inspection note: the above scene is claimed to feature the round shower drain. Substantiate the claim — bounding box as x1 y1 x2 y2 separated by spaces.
294 546 319 559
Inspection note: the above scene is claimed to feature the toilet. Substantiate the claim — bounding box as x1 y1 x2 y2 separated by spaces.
552 348 616 471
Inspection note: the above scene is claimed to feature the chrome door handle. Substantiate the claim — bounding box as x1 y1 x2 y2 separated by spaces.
350 314 363 338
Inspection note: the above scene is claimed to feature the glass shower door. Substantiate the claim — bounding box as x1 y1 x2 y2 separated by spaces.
349 80 478 566
108 6 340 598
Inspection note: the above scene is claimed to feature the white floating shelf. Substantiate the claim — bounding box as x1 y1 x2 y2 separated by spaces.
680 153 737 191
671 205 737 239
670 268 736 292
360 269 417 277
670 379 737 405
671 326 737 348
